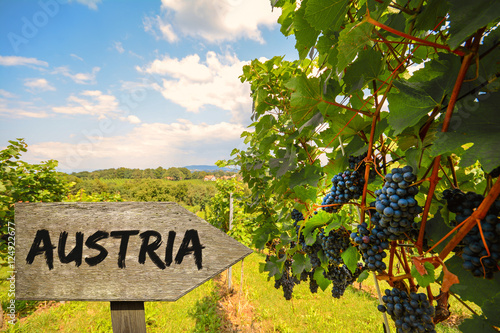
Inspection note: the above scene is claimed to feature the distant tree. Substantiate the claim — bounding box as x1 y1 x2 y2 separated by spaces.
178 167 191 180
131 169 143 179
166 167 184 181
116 167 127 179
192 170 208 179
154 166 166 179
143 168 155 179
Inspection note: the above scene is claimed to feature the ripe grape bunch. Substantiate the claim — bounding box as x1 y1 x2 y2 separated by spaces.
377 287 436 333
323 263 364 298
372 166 423 241
442 189 500 279
351 222 389 271
319 227 351 265
322 169 364 213
272 256 299 300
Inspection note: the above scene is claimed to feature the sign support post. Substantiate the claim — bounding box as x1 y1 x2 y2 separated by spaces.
110 301 147 333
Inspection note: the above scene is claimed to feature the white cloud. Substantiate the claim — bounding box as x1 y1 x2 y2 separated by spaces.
71 0 102 10
25 120 245 170
53 66 100 84
0 89 18 99
70 54 84 62
144 0 278 43
52 90 143 123
52 90 121 118
128 51 144 59
143 15 179 43
138 54 212 82
137 51 252 122
0 99 50 118
113 41 125 54
0 55 48 68
125 115 141 124
24 78 56 93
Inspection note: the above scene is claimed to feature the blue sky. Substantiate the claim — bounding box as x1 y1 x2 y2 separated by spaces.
0 0 297 172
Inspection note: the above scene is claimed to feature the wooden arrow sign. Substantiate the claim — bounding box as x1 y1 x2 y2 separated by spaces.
15 202 253 302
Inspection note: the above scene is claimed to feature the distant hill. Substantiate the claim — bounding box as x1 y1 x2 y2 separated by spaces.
183 165 237 172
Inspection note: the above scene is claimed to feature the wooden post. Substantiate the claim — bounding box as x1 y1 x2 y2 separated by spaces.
228 192 234 291
240 258 244 295
110 301 147 333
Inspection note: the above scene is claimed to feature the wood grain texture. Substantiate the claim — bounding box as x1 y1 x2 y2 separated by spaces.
110 301 146 333
15 202 253 301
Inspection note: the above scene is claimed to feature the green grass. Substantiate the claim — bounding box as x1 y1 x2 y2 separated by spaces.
1 253 472 332
229 253 468 333
2 279 222 333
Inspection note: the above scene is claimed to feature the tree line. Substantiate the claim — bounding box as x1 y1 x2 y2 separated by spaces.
69 167 236 181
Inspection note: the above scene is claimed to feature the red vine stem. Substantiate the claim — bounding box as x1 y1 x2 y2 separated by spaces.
439 177 500 260
321 99 372 116
416 28 485 253
365 13 466 57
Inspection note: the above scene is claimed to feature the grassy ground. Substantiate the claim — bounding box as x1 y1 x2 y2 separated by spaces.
228 253 469 333
1 279 222 333
1 253 473 332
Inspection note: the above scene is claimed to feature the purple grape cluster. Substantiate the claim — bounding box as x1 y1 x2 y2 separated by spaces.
378 287 436 333
322 169 364 213
319 227 351 265
372 166 423 241
351 222 389 272
442 189 500 279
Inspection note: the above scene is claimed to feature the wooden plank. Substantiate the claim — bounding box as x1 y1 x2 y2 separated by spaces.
15 202 252 301
110 301 146 333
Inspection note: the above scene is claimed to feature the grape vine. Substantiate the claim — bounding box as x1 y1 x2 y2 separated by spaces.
219 1 500 331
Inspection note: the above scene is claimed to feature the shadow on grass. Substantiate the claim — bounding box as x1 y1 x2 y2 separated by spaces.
188 280 236 333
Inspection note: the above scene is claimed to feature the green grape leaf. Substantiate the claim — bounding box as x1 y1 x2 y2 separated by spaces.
387 53 461 135
430 91 500 172
410 261 435 287
292 252 308 274
303 210 332 234
294 0 320 59
253 226 273 249
341 245 360 274
313 267 332 291
414 0 449 32
289 162 323 188
481 293 500 327
316 34 338 66
343 48 384 93
277 1 296 37
357 270 369 283
444 256 500 307
405 147 422 176
323 214 343 235
293 185 318 203
448 0 500 50
286 74 321 125
304 0 349 32
459 315 499 333
270 144 297 178
336 21 373 72
424 208 454 253
264 255 283 278
325 112 371 138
